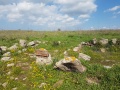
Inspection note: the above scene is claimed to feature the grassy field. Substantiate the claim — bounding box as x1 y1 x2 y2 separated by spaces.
0 30 120 90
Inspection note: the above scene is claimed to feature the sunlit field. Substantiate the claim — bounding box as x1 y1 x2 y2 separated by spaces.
0 30 120 90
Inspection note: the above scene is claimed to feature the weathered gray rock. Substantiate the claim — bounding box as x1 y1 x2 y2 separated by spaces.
27 41 36 46
93 38 97 44
19 39 27 47
86 77 99 85
78 53 91 61
99 38 108 45
54 57 86 73
8 44 18 50
7 63 14 67
35 49 52 65
1 57 13 61
103 66 112 69
73 47 80 52
39 83 47 88
0 46 7 51
3 52 11 57
100 48 106 53
2 82 8 88
112 38 117 44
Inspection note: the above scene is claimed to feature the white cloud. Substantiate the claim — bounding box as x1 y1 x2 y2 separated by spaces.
0 0 97 30
108 6 120 11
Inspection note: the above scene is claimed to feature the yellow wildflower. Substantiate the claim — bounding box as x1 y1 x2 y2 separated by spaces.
40 48 45 51
71 56 76 61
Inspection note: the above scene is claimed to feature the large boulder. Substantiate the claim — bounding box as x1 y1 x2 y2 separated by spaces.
54 57 86 73
35 48 52 65
78 53 91 61
19 39 27 47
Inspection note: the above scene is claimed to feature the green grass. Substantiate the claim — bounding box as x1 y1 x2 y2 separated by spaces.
0 30 120 90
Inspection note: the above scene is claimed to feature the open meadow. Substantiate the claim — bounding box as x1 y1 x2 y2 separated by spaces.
0 30 120 90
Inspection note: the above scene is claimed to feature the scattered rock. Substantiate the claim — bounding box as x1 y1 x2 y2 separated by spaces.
35 48 53 65
2 82 8 88
18 50 22 53
22 48 27 52
6 71 11 75
112 38 117 44
73 47 80 52
0 46 7 51
99 38 108 45
12 87 17 90
38 83 47 88
54 57 86 73
92 38 97 45
3 52 11 57
53 80 64 88
100 48 106 53
78 53 91 61
8 44 18 50
7 63 14 67
103 66 112 69
1 57 13 61
86 77 99 85
27 41 36 46
19 39 27 47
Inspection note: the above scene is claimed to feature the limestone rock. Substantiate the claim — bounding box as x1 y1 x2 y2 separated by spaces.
99 38 108 45
0 46 7 51
7 63 14 67
1 57 13 61
8 44 18 50
78 53 91 61
93 38 97 45
35 48 52 65
54 57 86 73
112 38 117 44
3 52 11 57
19 39 27 47
39 83 47 88
2 82 8 88
73 47 80 52
28 41 36 46
100 48 105 53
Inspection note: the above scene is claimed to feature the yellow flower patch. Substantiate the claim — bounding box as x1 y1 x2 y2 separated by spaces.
71 56 76 61
40 48 45 51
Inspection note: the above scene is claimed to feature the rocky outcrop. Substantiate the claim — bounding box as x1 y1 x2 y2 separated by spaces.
54 57 86 73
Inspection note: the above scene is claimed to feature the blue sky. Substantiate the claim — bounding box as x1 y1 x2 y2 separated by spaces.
0 0 120 30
